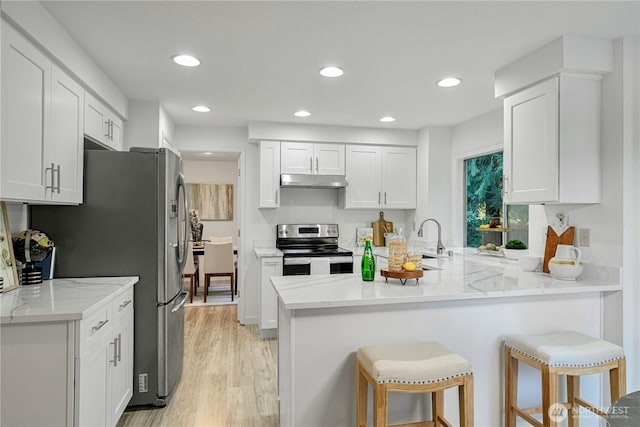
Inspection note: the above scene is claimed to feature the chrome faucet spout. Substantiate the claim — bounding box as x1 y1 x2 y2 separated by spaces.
417 218 445 255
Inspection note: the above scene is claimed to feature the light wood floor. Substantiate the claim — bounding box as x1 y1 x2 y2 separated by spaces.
117 305 278 427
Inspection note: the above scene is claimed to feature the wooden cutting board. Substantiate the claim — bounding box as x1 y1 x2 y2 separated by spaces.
543 226 575 273
372 211 393 247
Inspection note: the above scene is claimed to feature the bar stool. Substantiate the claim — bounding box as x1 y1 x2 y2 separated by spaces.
504 330 626 427
356 342 474 427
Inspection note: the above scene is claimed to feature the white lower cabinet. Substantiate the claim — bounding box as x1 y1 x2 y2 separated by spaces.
259 256 282 338
0 288 134 427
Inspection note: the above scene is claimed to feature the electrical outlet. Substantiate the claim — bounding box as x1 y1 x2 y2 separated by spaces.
579 228 591 247
138 373 149 392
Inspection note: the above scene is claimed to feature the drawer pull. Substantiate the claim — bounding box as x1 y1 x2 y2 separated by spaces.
91 319 109 333
110 337 118 367
119 299 132 311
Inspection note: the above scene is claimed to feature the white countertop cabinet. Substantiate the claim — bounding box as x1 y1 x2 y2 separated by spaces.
281 142 345 175
1 23 84 204
503 74 601 204
85 91 124 151
0 277 137 427
343 145 416 209
259 140 281 208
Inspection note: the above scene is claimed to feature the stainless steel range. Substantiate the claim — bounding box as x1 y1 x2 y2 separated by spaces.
276 224 354 276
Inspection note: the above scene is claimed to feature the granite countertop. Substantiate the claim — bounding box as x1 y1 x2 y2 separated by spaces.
0 276 139 324
270 252 621 310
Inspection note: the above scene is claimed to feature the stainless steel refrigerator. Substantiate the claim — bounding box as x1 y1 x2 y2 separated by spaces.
31 147 189 407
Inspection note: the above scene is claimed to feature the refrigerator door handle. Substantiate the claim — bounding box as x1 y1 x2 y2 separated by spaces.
171 291 189 313
176 173 189 273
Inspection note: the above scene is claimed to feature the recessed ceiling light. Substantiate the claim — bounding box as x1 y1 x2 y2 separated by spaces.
192 105 211 113
379 116 396 123
319 66 344 77
436 77 462 88
203 152 213 155
294 110 311 117
172 54 200 67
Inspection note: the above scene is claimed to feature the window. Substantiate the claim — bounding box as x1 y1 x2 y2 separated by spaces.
465 152 503 247
465 151 529 248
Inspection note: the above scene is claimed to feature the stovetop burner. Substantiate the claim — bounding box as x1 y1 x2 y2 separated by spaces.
276 224 353 258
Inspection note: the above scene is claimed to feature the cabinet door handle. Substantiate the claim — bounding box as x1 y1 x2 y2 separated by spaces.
45 163 56 192
105 119 110 139
110 337 118 366
119 299 132 311
117 333 122 362
378 192 381 205
91 319 109 333
110 120 114 141
55 164 61 193
309 157 313 173
503 176 509 200
316 157 319 172
384 192 387 205
275 189 279 204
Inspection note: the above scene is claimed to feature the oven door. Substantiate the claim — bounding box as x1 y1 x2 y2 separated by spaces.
283 257 311 276
330 256 354 274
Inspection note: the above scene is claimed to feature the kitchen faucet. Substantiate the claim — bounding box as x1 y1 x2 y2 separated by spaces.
417 218 445 255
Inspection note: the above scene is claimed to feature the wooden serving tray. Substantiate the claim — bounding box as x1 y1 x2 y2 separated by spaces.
380 269 423 285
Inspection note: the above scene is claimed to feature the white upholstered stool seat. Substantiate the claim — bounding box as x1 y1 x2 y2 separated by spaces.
505 330 625 368
356 341 473 427
504 330 626 427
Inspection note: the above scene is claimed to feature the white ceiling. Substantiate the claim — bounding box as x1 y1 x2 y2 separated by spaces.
42 1 639 131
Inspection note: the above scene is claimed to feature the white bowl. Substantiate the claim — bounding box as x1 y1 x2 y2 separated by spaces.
503 248 528 260
548 262 584 280
518 256 541 272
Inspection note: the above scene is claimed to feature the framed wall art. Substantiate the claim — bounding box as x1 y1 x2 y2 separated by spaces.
0 202 19 292
186 183 234 221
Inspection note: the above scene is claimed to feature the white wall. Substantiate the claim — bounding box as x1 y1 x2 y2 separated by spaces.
182 160 239 244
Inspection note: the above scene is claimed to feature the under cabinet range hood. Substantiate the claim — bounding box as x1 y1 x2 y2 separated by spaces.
280 174 348 188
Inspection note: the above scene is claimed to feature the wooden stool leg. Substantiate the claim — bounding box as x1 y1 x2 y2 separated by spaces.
505 347 518 427
567 375 579 427
373 383 387 427
356 361 368 427
542 367 559 427
610 359 627 402
432 390 444 426
203 274 209 303
189 276 194 303
459 375 474 427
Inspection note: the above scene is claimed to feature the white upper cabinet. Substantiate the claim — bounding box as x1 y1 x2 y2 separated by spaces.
259 141 281 208
85 92 124 151
503 74 601 204
343 145 416 209
1 24 84 204
281 142 345 175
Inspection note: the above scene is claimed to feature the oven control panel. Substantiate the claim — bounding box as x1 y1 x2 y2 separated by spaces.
277 224 339 239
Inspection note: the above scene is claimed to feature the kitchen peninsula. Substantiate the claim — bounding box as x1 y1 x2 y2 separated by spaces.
271 253 621 427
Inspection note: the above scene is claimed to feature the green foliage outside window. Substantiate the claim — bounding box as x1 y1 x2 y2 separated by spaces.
465 152 503 247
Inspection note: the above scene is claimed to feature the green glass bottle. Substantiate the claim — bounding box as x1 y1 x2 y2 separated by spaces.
361 239 375 281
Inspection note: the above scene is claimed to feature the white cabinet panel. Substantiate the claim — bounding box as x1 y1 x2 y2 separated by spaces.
259 141 281 208
281 142 345 175
504 75 601 204
108 296 134 427
260 257 282 337
1 23 50 201
343 145 416 209
85 92 123 151
1 24 84 204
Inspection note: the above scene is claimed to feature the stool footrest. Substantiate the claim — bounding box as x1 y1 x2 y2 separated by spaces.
389 421 435 427
574 397 607 417
512 407 543 427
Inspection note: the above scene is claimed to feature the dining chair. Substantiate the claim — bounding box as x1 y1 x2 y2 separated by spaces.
209 236 238 295
203 241 235 302
183 241 198 303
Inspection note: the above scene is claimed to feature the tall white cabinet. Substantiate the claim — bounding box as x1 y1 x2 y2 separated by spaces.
259 141 281 208
503 75 602 204
343 145 416 209
1 23 84 204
